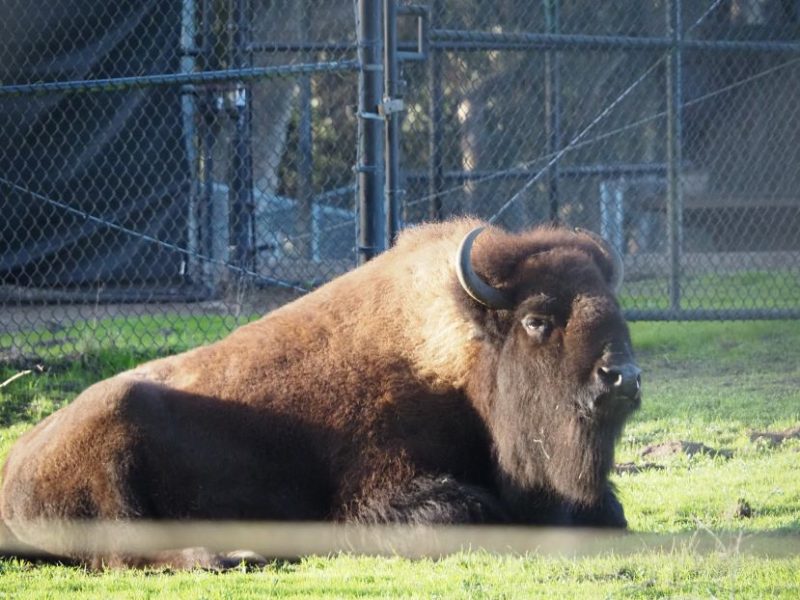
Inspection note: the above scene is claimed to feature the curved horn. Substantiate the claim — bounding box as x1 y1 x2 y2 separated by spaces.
574 227 624 292
454 227 515 310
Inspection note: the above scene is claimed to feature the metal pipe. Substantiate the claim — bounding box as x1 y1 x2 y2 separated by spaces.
429 28 800 53
200 0 218 287
427 0 444 221
248 41 418 54
0 61 360 96
248 42 358 53
403 162 669 183
230 0 254 269
4 31 797 97
180 0 199 281
544 0 561 222
383 0 402 243
297 3 314 259
666 0 683 311
356 0 385 264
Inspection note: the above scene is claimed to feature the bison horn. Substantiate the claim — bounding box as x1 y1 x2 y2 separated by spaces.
455 227 515 310
574 227 624 292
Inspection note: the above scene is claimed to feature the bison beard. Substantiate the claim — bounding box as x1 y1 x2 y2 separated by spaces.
0 218 640 568
491 364 629 527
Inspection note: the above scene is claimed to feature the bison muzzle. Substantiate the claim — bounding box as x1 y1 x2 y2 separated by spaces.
0 218 641 568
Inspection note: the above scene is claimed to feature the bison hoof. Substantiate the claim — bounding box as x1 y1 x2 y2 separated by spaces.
150 547 268 571
220 550 270 569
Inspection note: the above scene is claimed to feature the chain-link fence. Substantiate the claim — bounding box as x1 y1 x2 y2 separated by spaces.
1 0 360 365
398 0 800 321
2 0 800 368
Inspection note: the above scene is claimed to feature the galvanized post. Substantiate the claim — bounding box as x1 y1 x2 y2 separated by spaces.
297 3 314 259
357 0 386 264
544 0 561 223
666 0 683 311
200 0 222 288
427 0 444 221
230 0 254 269
180 0 199 281
383 0 402 244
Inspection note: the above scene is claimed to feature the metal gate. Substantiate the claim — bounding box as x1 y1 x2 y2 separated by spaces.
365 0 800 320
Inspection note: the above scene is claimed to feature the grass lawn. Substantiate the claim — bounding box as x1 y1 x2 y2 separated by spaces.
621 270 800 312
1 318 799 598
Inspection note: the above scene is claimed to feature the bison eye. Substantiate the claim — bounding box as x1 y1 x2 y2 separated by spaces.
521 315 552 339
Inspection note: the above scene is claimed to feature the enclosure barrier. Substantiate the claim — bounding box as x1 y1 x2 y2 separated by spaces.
2 0 800 364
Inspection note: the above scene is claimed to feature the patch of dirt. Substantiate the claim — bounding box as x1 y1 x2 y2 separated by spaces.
640 440 733 460
613 462 665 475
750 425 800 446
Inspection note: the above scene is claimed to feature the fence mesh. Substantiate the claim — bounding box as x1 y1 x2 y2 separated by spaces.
2 0 800 373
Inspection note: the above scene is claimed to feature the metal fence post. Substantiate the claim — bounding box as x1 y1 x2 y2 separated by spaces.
666 0 684 311
180 0 199 282
383 0 402 245
544 0 561 223
199 0 218 288
297 3 314 259
230 0 255 269
357 0 386 264
427 0 444 221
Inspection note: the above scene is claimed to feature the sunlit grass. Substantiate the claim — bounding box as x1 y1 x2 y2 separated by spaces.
0 551 798 599
0 319 798 597
621 270 800 311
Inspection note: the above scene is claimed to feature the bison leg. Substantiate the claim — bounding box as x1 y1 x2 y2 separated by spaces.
351 475 509 525
500 481 627 527
97 548 268 571
566 486 627 528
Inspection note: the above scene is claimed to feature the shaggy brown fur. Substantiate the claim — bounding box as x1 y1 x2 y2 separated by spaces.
0 218 640 568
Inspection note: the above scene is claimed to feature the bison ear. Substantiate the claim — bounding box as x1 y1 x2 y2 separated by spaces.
574 228 624 292
454 227 515 310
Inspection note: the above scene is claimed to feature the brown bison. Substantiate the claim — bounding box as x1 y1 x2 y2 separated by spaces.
0 218 641 567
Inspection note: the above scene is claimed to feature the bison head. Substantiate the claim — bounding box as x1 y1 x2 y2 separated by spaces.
456 225 640 520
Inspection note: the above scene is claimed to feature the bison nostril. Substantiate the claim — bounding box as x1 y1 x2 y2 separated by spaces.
598 366 623 388
597 364 642 400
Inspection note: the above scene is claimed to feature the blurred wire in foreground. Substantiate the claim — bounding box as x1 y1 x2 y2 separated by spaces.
1 521 798 562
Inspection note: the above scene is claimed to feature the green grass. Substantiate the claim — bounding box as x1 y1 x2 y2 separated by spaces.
1 318 800 598
0 313 257 363
0 314 258 463
1 552 798 599
622 270 800 311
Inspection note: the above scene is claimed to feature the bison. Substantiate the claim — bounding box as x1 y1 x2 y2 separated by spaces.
0 218 641 568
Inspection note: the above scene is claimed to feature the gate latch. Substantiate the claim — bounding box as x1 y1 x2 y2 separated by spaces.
378 97 405 117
